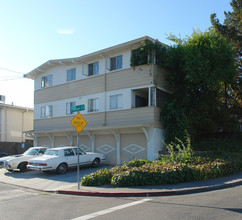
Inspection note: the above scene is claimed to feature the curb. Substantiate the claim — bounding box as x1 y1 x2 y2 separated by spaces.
57 180 242 197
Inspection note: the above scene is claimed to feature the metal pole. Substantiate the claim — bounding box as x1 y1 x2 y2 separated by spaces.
77 132 80 189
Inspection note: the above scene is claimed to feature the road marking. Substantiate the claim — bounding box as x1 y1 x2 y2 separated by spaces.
71 198 152 220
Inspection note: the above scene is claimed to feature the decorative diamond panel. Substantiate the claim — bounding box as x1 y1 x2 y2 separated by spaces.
79 144 90 152
97 144 115 154
123 144 145 155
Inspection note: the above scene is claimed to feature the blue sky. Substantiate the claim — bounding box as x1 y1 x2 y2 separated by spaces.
0 0 232 108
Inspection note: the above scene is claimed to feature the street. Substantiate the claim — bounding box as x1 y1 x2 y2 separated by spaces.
0 182 241 220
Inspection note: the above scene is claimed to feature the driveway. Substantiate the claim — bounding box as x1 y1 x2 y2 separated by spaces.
0 165 112 191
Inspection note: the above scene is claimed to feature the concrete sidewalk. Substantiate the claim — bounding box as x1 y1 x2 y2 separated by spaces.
58 171 242 197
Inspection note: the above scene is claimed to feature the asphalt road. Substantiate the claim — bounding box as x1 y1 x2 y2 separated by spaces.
0 182 241 220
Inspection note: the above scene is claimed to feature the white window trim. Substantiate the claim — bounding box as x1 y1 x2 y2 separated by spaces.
110 94 123 110
41 75 53 88
110 55 122 71
67 68 76 82
88 62 99 76
66 101 76 115
88 98 99 112
41 105 53 118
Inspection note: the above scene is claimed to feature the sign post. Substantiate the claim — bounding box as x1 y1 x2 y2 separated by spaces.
71 111 87 189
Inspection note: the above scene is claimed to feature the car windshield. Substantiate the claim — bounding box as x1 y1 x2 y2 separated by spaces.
23 148 39 156
44 150 59 156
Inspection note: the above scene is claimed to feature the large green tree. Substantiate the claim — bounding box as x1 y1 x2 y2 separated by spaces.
210 0 241 71
160 30 238 142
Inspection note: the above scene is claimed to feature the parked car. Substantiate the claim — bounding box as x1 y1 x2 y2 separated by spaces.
0 147 47 172
27 146 106 174
0 152 8 158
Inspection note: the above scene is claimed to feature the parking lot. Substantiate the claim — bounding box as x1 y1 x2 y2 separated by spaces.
0 165 112 191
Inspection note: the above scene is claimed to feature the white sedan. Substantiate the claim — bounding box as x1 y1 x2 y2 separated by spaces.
27 146 106 174
0 147 47 172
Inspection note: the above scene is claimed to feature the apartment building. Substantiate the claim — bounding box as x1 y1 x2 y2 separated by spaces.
0 97 33 143
24 36 170 164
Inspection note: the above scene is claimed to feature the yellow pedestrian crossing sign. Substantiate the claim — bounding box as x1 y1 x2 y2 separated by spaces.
71 112 87 133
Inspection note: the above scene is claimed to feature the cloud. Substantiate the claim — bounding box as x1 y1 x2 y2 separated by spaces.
57 29 75 35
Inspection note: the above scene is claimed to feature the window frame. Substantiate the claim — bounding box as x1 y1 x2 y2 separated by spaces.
41 105 53 118
67 68 76 82
88 98 99 112
110 94 123 110
41 75 53 88
110 55 122 71
88 62 99 76
66 101 76 115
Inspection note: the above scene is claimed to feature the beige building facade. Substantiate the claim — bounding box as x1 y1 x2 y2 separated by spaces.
0 102 33 143
24 36 170 165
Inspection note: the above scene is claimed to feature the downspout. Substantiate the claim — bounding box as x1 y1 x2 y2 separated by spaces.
21 109 28 143
100 54 107 126
4 107 7 141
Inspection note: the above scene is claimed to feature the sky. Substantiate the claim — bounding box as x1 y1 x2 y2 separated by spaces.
0 0 232 108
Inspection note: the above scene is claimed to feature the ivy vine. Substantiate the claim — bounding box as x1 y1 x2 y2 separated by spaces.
130 39 167 68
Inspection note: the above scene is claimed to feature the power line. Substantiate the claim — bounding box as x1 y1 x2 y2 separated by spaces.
0 76 23 81
0 67 25 75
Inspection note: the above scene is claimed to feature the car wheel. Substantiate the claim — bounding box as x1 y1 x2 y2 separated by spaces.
18 162 28 172
92 158 100 168
57 163 67 174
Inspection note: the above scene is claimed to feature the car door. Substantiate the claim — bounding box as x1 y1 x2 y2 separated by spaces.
64 148 77 168
74 148 92 166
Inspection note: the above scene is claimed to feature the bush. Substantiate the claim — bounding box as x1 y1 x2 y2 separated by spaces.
81 152 242 187
81 168 113 186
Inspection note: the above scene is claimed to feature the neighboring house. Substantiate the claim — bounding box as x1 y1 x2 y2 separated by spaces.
0 98 33 143
24 36 171 165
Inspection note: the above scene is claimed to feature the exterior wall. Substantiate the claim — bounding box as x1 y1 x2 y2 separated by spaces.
33 126 165 165
27 38 170 164
120 133 147 163
153 65 170 92
37 136 51 147
54 136 69 147
0 105 33 142
34 107 163 132
34 65 153 105
34 49 131 91
73 135 91 152
95 134 117 165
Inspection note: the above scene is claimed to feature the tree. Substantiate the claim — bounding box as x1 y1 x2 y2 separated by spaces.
210 0 242 71
160 30 238 142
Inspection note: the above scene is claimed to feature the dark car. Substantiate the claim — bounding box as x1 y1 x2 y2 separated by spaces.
0 153 8 158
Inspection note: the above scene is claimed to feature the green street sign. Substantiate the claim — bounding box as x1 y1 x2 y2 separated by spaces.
72 104 85 112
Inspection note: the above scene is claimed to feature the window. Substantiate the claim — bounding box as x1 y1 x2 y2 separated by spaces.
67 68 76 81
110 55 122 71
41 105 53 118
64 149 75 157
88 98 99 112
88 62 99 76
73 148 86 155
66 102 76 115
41 75 53 88
110 94 122 110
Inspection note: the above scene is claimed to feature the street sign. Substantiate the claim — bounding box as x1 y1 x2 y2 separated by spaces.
71 112 87 133
72 104 85 112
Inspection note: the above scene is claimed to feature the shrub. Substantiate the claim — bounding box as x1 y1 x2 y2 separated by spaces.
160 131 193 163
81 152 242 187
81 168 113 186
